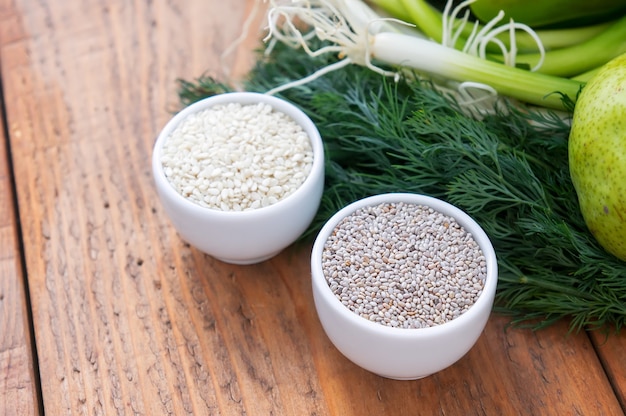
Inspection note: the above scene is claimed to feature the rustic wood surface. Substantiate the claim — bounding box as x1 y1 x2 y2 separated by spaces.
0 0 625 414
0 56 41 415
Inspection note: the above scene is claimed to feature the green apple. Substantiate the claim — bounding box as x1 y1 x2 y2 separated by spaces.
569 53 626 261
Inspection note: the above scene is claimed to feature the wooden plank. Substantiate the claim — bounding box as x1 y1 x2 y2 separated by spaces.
0 117 41 416
0 2 41 411
0 0 624 414
590 329 626 409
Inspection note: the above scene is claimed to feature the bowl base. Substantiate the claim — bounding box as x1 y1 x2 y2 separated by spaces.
377 373 430 380
213 250 282 265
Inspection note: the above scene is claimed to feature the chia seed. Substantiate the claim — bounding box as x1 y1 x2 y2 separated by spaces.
321 201 487 329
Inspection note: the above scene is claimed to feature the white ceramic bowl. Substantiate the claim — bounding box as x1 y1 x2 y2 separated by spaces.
311 193 498 379
153 92 325 264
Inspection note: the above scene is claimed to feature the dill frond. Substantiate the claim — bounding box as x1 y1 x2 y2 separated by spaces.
178 40 626 333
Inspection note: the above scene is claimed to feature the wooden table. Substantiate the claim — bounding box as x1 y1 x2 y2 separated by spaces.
1 1 625 414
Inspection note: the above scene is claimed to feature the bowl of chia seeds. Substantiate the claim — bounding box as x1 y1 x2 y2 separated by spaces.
152 92 324 264
311 193 497 380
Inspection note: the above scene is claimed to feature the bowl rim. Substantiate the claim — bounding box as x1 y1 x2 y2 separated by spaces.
311 192 498 338
152 91 325 218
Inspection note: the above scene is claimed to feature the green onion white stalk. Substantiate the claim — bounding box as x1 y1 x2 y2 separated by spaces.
265 0 582 109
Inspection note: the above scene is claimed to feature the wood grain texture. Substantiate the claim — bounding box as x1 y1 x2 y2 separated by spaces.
0 0 625 414
0 115 41 416
591 329 626 408
0 2 41 410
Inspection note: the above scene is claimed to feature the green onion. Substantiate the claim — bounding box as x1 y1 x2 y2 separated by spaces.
373 0 626 76
511 14 626 77
382 0 610 49
371 32 580 108
266 0 582 109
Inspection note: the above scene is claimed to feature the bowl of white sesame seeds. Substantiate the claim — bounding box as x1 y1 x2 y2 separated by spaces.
152 92 325 264
311 193 497 380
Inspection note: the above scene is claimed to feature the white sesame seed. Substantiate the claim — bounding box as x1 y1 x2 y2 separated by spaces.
161 102 313 211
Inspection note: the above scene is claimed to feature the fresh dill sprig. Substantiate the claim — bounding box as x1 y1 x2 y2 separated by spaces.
176 74 234 107
177 41 626 333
